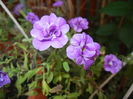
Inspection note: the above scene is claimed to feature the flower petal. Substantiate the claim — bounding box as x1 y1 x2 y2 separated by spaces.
30 29 44 40
32 39 51 51
83 49 96 58
51 35 68 48
66 46 81 60
49 13 57 23
83 59 94 70
56 17 66 26
61 24 70 34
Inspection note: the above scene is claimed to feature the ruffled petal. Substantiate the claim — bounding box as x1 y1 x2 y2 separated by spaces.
61 24 70 34
66 45 82 60
51 35 68 48
56 17 66 26
83 59 94 70
30 29 44 40
32 39 51 51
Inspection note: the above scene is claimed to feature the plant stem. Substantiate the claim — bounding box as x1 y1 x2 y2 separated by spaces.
123 83 133 99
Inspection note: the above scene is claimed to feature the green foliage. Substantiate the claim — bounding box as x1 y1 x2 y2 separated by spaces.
118 25 133 48
96 23 117 36
101 1 133 16
63 61 70 72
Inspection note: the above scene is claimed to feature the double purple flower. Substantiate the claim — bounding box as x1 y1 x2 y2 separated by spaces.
69 17 89 32
30 13 70 51
67 33 100 70
104 54 122 74
26 12 39 24
0 71 10 88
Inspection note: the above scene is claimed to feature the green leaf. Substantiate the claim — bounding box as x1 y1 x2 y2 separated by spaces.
67 92 80 98
24 52 28 70
119 25 133 48
24 90 38 96
28 81 38 90
63 62 70 72
25 68 41 80
47 72 53 83
14 42 27 51
53 96 65 99
101 1 133 16
42 80 50 95
96 23 116 36
97 92 107 99
86 83 93 94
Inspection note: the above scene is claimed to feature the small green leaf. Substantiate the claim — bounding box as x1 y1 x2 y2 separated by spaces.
25 68 41 80
63 62 70 72
47 72 53 83
28 81 38 90
24 90 38 96
67 92 80 98
14 42 27 51
53 96 65 99
42 80 50 95
24 52 28 70
97 92 107 99
86 83 93 94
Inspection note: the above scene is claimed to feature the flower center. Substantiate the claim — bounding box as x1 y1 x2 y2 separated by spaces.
43 25 61 40
0 74 4 82
109 61 113 66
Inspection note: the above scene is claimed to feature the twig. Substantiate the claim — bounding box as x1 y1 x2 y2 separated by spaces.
0 0 29 39
89 74 116 99
123 83 133 99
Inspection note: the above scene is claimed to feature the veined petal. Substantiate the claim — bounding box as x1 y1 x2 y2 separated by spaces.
30 29 44 40
83 59 94 70
56 17 66 26
61 24 70 34
66 45 81 60
83 49 96 58
49 13 57 23
51 35 68 48
32 39 51 51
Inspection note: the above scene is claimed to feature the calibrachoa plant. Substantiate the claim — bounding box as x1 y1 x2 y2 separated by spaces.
1 10 125 99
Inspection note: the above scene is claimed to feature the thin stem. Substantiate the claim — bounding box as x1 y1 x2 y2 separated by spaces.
0 0 29 39
123 83 133 99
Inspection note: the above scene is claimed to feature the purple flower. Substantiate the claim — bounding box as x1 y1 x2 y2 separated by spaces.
69 17 89 32
0 71 10 88
30 13 70 51
13 3 24 15
26 12 39 24
53 0 63 7
66 33 100 70
104 54 122 74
